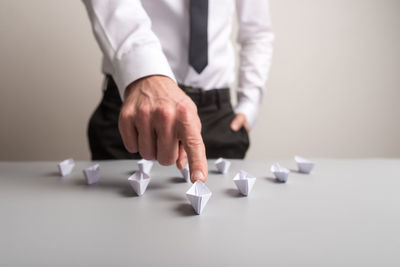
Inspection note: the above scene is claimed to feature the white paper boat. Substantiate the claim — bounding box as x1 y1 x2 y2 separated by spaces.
215 158 231 174
186 181 212 215
128 171 151 196
233 170 256 196
83 164 100 185
138 159 154 174
58 158 75 177
295 156 315 174
180 164 191 183
270 163 289 183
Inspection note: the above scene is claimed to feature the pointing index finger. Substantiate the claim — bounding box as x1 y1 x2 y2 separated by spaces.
177 106 208 183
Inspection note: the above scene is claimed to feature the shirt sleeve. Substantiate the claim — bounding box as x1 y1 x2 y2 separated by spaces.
82 0 176 99
235 0 274 128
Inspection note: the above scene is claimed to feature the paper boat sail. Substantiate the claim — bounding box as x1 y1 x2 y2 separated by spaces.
83 164 101 185
180 164 191 183
128 171 151 196
215 158 231 174
58 158 75 177
138 159 154 174
233 170 256 196
270 163 289 183
294 156 315 174
186 181 212 215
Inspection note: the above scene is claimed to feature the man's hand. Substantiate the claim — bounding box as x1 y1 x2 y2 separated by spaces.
230 113 250 132
119 75 207 183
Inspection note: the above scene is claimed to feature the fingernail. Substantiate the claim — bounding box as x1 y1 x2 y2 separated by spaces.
192 170 205 182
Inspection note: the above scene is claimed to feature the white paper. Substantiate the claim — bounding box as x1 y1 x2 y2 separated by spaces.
186 181 212 215
233 170 256 196
180 164 191 183
295 156 315 174
128 171 151 196
270 163 289 183
215 158 231 174
138 159 154 175
83 164 100 185
57 158 75 177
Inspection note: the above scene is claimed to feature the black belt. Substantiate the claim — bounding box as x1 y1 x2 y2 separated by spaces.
178 84 231 108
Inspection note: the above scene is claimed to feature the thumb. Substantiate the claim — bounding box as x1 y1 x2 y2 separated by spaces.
230 114 244 132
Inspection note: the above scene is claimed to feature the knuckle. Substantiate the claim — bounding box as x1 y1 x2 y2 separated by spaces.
184 98 198 112
177 101 196 122
185 136 204 149
155 105 175 121
119 109 133 122
176 103 189 115
136 104 151 118
135 105 151 125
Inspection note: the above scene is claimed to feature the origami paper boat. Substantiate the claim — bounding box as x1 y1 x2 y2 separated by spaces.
58 158 75 177
215 157 231 174
295 156 315 174
128 171 151 196
83 164 100 185
233 170 256 196
138 159 154 175
186 181 212 215
270 163 289 183
180 164 191 183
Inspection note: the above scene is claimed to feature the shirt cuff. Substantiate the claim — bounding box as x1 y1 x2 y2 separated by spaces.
112 44 176 100
234 98 260 129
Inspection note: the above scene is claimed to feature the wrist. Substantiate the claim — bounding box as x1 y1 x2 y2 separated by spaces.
124 75 175 98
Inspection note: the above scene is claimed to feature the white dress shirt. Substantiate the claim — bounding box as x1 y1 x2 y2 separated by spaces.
82 0 274 127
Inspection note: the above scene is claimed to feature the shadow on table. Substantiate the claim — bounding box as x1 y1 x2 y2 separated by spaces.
224 188 246 198
157 193 186 202
265 176 286 184
174 203 197 216
168 176 187 184
126 170 138 176
43 171 62 177
72 177 168 198
289 169 303 174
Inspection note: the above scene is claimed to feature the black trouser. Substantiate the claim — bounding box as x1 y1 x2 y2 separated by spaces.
88 76 250 160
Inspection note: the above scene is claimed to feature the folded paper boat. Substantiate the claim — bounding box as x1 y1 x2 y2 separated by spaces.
180 164 191 183
215 158 231 174
83 164 100 185
270 163 289 183
186 181 212 215
58 158 75 177
233 170 256 196
138 159 154 175
294 156 315 174
128 171 151 196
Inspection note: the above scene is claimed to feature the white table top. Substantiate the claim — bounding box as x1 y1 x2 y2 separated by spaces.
0 159 399 266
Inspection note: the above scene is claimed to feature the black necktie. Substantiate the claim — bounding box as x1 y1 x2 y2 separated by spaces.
189 0 208 73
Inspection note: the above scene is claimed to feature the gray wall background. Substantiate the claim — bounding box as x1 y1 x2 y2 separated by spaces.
0 0 399 161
